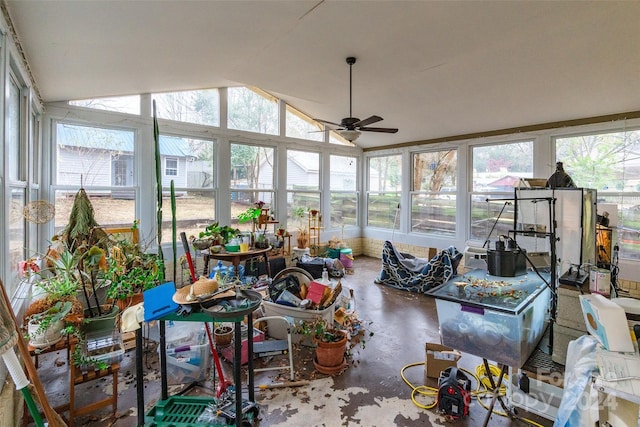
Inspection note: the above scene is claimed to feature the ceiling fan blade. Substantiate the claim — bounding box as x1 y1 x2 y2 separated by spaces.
360 126 398 134
314 118 342 127
354 115 383 128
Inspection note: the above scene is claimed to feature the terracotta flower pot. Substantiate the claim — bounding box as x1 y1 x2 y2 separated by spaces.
315 330 347 368
113 292 144 312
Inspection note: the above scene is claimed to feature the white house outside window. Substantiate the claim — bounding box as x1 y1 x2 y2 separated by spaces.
53 122 136 231
470 141 533 242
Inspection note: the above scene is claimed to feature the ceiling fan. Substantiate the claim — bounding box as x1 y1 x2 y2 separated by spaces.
315 57 398 142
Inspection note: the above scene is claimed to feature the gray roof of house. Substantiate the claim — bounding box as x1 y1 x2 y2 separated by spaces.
56 123 193 157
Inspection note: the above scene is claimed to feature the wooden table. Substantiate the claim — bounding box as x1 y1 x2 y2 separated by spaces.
203 246 272 278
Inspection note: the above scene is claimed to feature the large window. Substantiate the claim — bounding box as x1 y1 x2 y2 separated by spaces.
7 75 22 182
367 155 401 229
152 89 219 126
230 143 275 231
330 155 358 227
470 141 533 242
228 87 278 135
285 106 323 141
556 129 640 260
54 123 136 232
411 149 457 236
159 135 216 244
287 150 320 227
7 74 26 298
69 95 141 115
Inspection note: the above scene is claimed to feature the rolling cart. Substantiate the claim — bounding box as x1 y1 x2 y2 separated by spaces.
135 289 263 426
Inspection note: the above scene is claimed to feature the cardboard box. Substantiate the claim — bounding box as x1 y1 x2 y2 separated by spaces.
425 342 461 378
557 286 588 331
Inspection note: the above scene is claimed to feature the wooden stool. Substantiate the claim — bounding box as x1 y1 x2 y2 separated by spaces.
68 361 119 427
23 338 74 427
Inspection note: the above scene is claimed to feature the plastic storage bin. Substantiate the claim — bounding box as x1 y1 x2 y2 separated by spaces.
148 320 205 345
262 300 335 343
156 322 211 385
428 269 551 367
162 342 211 385
80 331 125 371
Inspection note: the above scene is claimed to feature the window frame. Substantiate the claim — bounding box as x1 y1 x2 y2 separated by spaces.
366 154 402 230
329 154 359 228
164 157 178 177
410 148 458 236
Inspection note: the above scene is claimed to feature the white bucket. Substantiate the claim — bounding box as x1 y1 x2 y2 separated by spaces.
589 268 611 296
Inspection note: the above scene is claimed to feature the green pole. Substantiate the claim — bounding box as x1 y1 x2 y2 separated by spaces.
21 388 45 427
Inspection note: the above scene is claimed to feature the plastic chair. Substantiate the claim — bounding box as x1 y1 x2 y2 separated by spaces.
252 316 294 381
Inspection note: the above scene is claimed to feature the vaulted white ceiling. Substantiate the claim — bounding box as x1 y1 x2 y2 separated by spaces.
6 1 640 149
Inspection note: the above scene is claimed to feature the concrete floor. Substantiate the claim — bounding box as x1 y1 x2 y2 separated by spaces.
30 256 556 426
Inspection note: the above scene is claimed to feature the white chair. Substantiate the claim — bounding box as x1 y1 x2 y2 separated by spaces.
252 316 294 381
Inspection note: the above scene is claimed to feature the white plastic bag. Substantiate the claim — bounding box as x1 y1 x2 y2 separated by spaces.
553 334 599 427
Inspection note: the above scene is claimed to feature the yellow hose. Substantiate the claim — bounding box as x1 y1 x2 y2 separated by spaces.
400 361 546 427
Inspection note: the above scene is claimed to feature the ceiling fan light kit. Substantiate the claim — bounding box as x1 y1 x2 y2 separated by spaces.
340 129 361 142
315 56 398 142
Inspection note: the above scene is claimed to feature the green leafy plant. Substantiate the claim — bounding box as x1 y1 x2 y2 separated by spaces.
198 222 239 244
105 254 163 301
25 300 73 340
24 248 84 322
295 314 374 364
71 342 108 371
238 201 264 225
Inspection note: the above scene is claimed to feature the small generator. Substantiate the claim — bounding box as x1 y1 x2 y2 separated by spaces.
437 367 471 418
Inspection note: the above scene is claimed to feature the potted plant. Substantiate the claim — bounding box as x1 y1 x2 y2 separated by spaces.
296 312 373 375
105 249 163 311
296 317 347 375
25 300 74 348
192 222 240 250
23 249 85 348
292 207 309 249
213 323 233 347
238 201 265 227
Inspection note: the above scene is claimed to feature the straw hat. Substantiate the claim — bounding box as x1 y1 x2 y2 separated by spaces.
173 277 220 304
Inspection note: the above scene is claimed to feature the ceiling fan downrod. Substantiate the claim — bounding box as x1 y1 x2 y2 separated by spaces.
347 56 356 119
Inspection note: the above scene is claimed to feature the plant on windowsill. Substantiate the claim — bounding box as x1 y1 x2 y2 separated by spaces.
292 206 309 249
238 201 265 230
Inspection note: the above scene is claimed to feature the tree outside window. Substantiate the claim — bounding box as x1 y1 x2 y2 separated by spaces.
330 155 358 228
411 149 457 236
556 129 640 260
367 155 401 229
